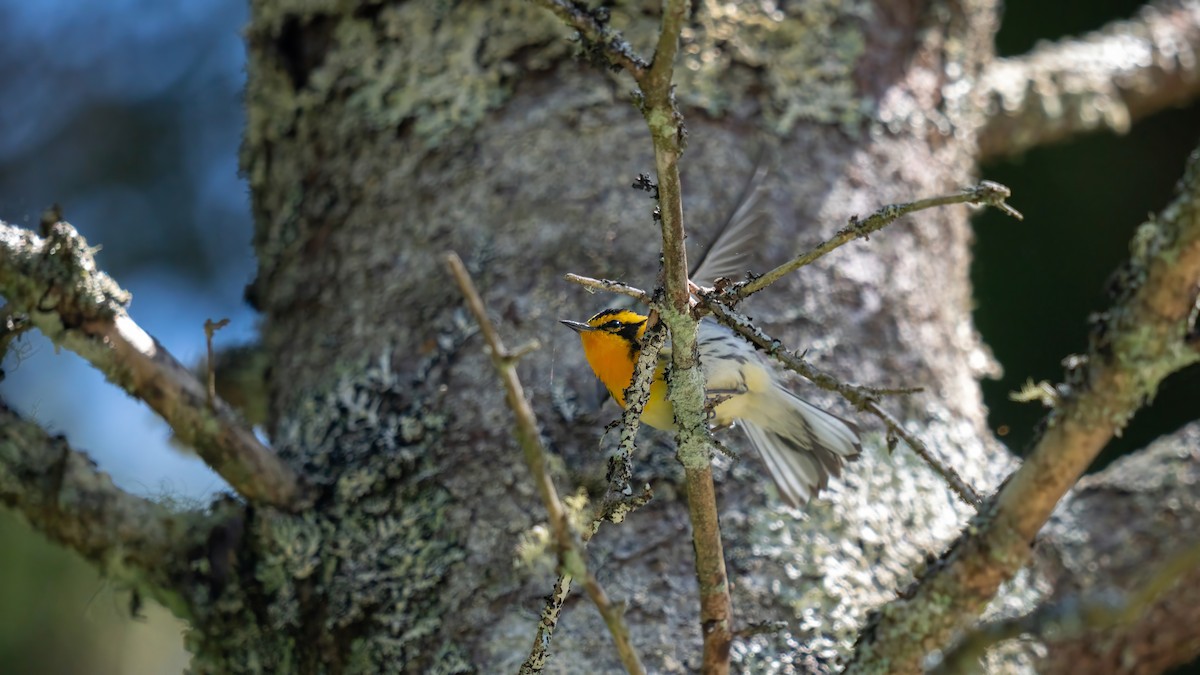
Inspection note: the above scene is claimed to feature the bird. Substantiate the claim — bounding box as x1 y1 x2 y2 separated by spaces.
560 164 860 506
560 308 860 506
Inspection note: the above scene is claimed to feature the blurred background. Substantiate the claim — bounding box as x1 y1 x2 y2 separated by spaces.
0 1 1197 673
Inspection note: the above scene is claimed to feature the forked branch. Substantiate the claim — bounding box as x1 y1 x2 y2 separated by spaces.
931 539 1200 674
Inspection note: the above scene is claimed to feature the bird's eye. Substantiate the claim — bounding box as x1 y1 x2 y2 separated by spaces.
604 321 623 331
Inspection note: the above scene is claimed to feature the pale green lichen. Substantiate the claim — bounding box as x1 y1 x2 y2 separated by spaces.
185 352 466 673
677 0 872 132
301 1 564 145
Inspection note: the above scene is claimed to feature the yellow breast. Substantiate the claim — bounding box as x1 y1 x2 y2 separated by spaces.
578 330 676 430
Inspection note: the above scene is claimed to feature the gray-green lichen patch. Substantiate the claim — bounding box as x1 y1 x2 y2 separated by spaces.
249 0 567 150
186 352 467 673
677 0 872 132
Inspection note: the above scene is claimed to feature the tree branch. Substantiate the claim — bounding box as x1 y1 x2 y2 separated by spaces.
445 253 645 675
977 0 1200 161
846 147 1200 674
632 0 735 669
0 218 309 511
527 0 648 78
1031 423 1200 673
722 182 1021 302
0 400 214 618
563 273 651 304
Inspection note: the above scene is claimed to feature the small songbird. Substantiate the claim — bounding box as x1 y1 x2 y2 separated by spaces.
562 163 860 505
561 308 860 506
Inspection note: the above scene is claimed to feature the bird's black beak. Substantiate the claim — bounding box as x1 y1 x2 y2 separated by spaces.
560 319 594 333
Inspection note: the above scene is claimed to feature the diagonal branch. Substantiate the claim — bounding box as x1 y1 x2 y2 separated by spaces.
445 253 645 675
0 217 309 511
846 146 1200 674
1034 423 1200 673
977 0 1200 161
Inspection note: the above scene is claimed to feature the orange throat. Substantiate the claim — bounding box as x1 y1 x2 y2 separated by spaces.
579 331 637 407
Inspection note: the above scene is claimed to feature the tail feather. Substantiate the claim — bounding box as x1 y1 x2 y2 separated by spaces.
739 386 861 507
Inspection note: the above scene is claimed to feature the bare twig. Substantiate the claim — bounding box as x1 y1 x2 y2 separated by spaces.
522 574 574 674
0 219 308 510
725 182 1022 301
930 540 1200 675
977 0 1200 161
605 318 665 520
204 318 231 408
700 297 983 509
445 252 645 675
846 145 1200 674
0 303 32 368
563 273 651 305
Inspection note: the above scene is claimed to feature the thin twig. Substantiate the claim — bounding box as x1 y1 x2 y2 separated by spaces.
564 273 651 304
527 0 648 78
204 318 230 409
0 219 309 511
445 252 645 675
606 318 665 522
530 279 658 671
521 574 574 674
725 182 1022 301
732 620 789 640
700 296 983 509
930 540 1200 675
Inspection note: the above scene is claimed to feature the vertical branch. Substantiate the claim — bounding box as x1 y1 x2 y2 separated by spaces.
531 0 733 667
638 0 734 671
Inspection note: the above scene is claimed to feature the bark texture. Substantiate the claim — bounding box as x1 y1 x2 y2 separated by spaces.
138 0 1200 672
1034 423 1200 674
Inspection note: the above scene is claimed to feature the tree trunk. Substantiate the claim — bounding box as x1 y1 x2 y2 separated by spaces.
158 0 1194 672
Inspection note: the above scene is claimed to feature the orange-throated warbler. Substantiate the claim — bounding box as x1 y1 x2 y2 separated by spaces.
561 309 860 506
561 169 861 506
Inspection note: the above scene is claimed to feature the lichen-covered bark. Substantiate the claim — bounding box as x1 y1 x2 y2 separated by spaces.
218 0 1021 671
1036 424 1200 673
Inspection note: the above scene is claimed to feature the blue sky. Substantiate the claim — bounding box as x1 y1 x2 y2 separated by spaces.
0 0 257 500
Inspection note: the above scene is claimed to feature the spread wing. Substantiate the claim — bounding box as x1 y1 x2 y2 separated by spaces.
689 161 770 288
